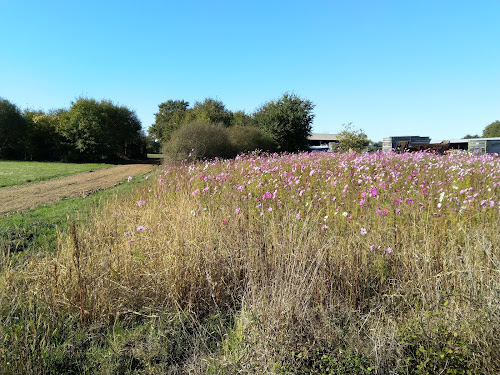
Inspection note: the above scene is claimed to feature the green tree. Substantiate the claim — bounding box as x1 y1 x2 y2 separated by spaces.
463 134 480 139
149 100 189 144
482 120 500 138
185 98 232 127
334 123 370 153
59 98 145 162
24 109 65 160
0 98 27 159
230 110 254 127
253 93 314 152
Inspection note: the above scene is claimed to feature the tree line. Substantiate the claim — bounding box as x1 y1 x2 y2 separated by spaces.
0 93 316 162
0 97 147 162
149 93 315 161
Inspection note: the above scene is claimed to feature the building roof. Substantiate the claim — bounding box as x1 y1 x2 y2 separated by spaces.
439 137 500 143
308 133 339 141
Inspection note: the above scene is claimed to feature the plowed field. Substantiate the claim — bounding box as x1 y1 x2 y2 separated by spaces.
0 164 154 215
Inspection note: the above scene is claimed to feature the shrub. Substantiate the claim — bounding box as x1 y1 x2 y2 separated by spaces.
163 121 234 162
228 125 276 154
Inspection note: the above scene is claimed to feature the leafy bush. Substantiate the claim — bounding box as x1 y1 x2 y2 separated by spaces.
333 123 369 153
228 125 276 154
163 121 234 161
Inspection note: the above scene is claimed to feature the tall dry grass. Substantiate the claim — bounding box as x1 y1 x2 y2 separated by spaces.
2 151 500 373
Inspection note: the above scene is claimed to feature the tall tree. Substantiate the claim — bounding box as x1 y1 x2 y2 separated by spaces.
0 98 27 159
482 120 500 138
149 100 189 144
59 98 145 161
24 109 65 160
253 93 314 152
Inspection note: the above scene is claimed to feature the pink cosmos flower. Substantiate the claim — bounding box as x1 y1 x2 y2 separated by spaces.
360 228 367 235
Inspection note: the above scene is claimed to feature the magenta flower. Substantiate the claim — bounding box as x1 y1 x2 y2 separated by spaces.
136 226 146 232
137 200 146 207
385 247 393 254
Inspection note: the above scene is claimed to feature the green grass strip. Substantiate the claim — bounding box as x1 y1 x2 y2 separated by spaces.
0 161 112 188
0 173 151 255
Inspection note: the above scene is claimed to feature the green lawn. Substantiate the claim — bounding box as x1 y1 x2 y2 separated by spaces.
0 161 112 188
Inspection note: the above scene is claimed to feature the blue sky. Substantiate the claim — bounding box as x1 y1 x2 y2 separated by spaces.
1 0 499 142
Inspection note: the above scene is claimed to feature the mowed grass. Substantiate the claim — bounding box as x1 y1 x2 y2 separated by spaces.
0 161 112 188
0 173 151 256
1 151 500 374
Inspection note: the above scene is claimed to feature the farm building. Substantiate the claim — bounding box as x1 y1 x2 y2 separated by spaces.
382 136 431 152
307 133 339 151
447 137 500 154
384 135 500 154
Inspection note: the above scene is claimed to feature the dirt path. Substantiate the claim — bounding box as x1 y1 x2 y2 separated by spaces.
0 164 155 215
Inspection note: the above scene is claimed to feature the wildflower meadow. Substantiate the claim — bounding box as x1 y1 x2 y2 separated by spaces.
2 150 499 373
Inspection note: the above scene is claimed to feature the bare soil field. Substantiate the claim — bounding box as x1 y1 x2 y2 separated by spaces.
0 164 154 215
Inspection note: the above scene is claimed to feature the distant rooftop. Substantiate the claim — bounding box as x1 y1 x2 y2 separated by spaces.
308 133 339 141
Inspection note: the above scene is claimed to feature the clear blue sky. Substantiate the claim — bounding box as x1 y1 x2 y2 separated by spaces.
1 0 499 142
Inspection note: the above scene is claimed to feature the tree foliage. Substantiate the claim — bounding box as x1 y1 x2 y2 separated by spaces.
59 98 145 162
0 98 27 159
24 109 65 160
482 120 500 138
163 121 234 162
186 98 232 127
334 123 369 153
149 100 189 144
253 93 314 152
228 125 276 154
463 134 480 139
150 98 233 145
